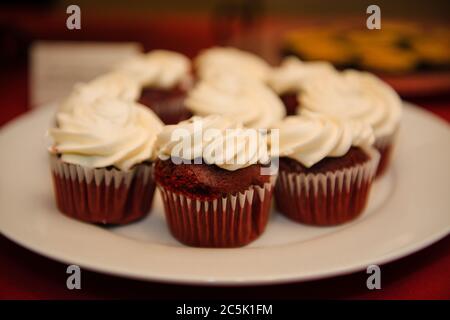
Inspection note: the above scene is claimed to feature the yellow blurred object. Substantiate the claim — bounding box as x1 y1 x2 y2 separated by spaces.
284 28 338 44
289 37 354 65
378 21 422 36
346 29 400 47
281 21 450 74
358 46 419 73
412 37 450 66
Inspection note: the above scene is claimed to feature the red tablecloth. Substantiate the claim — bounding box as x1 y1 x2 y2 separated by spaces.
0 67 449 300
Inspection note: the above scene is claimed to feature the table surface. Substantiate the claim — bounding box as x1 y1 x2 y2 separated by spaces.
0 66 449 300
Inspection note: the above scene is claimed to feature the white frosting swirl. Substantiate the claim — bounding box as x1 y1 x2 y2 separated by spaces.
299 69 402 138
185 73 286 129
195 47 271 82
49 97 163 171
59 72 140 114
115 50 191 89
272 111 374 167
156 115 270 171
269 57 336 94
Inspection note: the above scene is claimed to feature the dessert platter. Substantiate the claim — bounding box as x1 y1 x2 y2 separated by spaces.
0 47 449 285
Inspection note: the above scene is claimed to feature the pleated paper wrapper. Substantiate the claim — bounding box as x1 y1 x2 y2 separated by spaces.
275 148 380 226
50 155 156 224
157 176 276 248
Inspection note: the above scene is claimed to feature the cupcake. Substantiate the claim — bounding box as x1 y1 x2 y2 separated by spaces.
115 50 193 124
194 46 272 83
48 97 163 224
271 111 379 225
59 72 141 114
154 115 276 247
185 73 285 129
299 70 402 176
268 57 336 115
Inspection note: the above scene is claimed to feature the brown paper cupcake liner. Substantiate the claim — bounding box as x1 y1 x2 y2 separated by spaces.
157 177 276 248
50 155 156 225
275 148 380 226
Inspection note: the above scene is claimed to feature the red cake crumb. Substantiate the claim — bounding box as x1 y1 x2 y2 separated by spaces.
154 158 271 198
279 147 370 174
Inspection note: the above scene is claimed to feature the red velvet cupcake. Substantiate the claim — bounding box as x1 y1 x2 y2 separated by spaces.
116 50 193 124
48 97 163 224
154 116 276 247
271 111 379 226
298 69 402 177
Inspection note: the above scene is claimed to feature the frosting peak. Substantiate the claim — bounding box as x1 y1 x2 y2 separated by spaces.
49 97 163 170
299 69 402 138
115 50 191 89
156 115 270 171
195 47 271 82
269 57 336 94
185 73 286 129
59 72 140 114
271 111 374 167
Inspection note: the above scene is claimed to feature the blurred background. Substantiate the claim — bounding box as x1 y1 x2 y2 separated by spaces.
0 0 449 118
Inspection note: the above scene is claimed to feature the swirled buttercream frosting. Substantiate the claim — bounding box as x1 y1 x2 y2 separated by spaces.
271 110 374 167
185 73 285 129
155 115 270 171
49 97 163 170
195 47 271 82
299 70 402 138
58 72 140 114
115 50 191 89
269 57 336 94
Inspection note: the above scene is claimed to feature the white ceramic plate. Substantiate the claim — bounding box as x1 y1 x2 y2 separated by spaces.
0 103 449 285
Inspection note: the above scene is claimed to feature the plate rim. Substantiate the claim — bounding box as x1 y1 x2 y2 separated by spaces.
1 221 449 286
